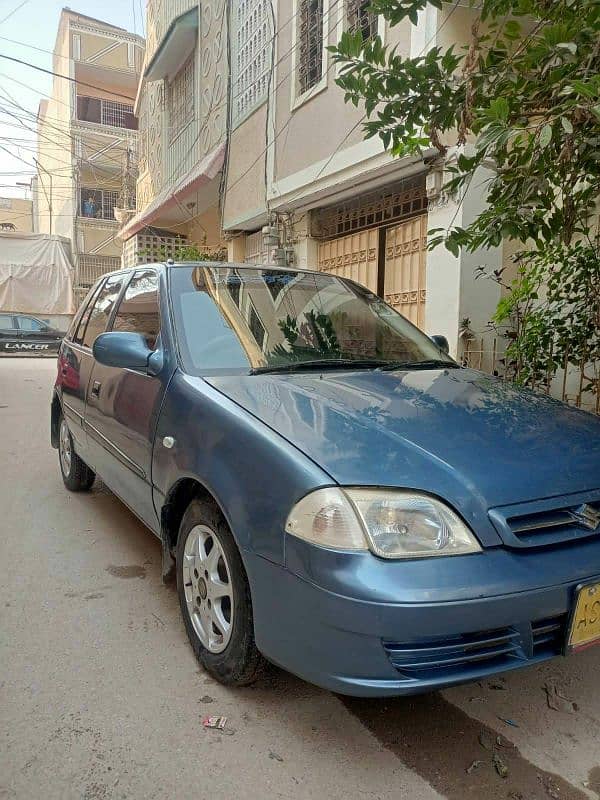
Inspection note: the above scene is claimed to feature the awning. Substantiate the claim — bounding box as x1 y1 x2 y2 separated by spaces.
119 142 226 241
144 7 199 82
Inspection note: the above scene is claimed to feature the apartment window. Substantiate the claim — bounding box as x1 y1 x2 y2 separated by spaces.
168 55 195 140
79 188 120 221
346 0 378 41
297 0 324 96
233 0 272 123
76 96 137 130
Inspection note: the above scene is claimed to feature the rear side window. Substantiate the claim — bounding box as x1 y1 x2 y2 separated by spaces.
0 314 14 329
111 269 160 349
81 274 128 348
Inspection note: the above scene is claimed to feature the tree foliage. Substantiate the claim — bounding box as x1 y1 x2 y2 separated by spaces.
330 0 600 402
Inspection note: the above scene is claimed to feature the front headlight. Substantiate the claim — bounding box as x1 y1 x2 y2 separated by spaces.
285 488 481 558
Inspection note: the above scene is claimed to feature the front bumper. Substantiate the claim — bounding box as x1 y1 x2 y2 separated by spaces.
244 536 600 696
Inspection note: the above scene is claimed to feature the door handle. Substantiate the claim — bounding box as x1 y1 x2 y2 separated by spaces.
91 380 101 397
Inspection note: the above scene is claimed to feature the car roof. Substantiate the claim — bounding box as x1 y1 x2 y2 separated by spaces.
97 261 324 280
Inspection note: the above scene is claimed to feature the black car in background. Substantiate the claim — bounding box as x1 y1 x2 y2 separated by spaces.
0 313 64 354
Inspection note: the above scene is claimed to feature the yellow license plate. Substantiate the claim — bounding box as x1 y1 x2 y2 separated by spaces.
567 582 600 652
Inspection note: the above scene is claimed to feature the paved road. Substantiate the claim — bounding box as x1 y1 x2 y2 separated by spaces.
1 358 599 800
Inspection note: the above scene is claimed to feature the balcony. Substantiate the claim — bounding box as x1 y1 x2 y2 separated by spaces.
76 96 138 131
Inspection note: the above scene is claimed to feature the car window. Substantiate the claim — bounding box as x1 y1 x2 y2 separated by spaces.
0 314 14 330
81 274 128 349
111 269 160 350
17 317 45 331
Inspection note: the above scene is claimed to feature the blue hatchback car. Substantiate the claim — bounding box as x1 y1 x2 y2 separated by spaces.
51 262 600 695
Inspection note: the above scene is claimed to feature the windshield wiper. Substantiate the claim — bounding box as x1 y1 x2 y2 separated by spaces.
251 359 389 375
378 359 460 371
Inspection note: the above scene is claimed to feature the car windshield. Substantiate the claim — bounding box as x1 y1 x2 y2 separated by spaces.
170 265 456 375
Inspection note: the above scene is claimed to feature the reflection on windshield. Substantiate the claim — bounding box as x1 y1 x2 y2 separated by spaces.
171 266 454 374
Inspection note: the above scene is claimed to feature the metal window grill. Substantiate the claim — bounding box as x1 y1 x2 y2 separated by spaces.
77 255 121 288
101 99 134 128
346 0 378 40
298 0 324 96
79 188 120 221
168 56 195 140
311 176 427 239
234 0 272 121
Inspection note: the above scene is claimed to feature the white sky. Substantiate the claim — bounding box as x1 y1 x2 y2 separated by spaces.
0 0 143 198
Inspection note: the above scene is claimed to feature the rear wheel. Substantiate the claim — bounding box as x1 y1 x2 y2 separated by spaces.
58 414 95 492
176 498 266 686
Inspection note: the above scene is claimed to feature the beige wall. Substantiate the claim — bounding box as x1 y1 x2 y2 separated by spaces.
0 198 33 232
272 4 411 183
223 104 268 229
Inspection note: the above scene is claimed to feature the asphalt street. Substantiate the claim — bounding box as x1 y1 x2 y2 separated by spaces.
1 358 599 800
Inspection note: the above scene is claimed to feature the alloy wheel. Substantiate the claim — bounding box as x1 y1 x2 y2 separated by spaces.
59 418 72 476
182 524 234 653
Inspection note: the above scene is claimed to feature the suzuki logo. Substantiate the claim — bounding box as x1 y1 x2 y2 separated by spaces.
571 504 600 531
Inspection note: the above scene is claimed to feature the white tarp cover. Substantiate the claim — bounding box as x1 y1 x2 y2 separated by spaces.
0 233 75 314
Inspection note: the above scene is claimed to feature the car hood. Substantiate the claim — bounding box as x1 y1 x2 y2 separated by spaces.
206 367 600 541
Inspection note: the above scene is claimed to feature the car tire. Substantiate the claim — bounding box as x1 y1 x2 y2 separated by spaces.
176 498 266 686
58 413 95 492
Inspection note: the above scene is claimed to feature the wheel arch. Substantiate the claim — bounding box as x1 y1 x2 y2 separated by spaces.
159 476 237 582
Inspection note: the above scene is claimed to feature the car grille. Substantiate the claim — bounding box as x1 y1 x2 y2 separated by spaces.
489 493 600 549
531 614 568 656
383 615 567 680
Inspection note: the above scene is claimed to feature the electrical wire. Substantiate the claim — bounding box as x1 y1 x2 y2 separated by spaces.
0 53 138 103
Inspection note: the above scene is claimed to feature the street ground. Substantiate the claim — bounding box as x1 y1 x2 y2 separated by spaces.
1 358 599 800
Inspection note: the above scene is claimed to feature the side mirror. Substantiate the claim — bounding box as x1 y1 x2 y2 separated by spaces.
431 334 450 354
93 332 162 374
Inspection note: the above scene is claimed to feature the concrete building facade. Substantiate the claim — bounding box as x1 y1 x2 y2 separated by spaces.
0 196 34 233
35 9 144 303
118 0 227 266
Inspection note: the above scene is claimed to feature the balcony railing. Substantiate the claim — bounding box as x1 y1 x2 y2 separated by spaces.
76 96 137 130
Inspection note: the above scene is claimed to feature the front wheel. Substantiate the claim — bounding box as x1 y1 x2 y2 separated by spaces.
58 414 95 492
176 498 266 686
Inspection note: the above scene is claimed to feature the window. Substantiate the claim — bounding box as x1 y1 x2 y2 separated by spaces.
17 317 45 331
76 96 136 129
81 274 128 348
0 314 14 329
168 55 195 140
297 0 324 96
112 269 160 350
233 0 272 123
79 188 120 221
346 0 378 41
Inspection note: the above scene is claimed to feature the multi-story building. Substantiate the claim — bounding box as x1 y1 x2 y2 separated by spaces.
35 9 144 303
222 1 502 367
118 0 227 267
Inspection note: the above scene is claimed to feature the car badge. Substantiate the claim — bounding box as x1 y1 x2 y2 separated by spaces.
571 504 600 531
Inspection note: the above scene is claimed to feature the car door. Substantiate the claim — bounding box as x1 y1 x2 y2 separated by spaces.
60 274 128 457
15 316 60 354
84 268 169 532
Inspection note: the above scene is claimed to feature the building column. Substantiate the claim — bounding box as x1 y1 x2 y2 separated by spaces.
425 162 502 360
291 213 319 270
